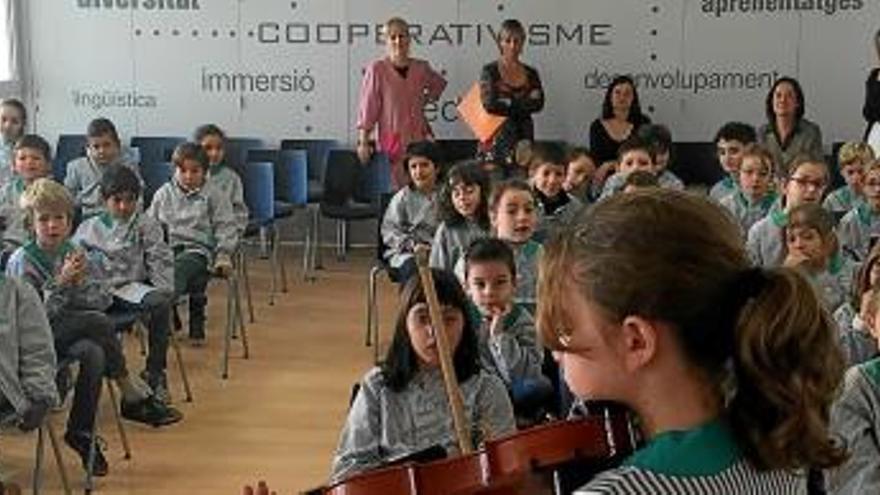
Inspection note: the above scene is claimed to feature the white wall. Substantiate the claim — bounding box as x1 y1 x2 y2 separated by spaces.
22 0 880 149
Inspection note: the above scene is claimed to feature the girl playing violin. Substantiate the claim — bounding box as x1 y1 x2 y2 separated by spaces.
329 269 516 484
537 189 846 493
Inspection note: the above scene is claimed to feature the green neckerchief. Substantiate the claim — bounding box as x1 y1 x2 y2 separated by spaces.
736 189 777 210
860 357 880 389
624 417 740 476
770 200 788 228
209 162 229 176
10 176 25 194
522 239 541 258
22 239 76 281
827 251 844 276
835 186 854 206
720 176 735 190
98 211 141 243
856 203 878 226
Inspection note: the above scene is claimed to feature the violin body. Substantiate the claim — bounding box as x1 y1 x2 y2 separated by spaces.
320 403 637 495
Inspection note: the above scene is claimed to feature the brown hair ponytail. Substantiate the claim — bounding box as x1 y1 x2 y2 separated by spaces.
731 269 847 470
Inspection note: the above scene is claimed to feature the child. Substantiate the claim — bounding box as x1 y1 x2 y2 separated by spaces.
464 238 551 421
747 155 829 267
528 142 583 243
194 124 249 233
381 141 441 283
489 179 542 310
563 147 597 202
598 136 655 200
64 117 140 219
429 162 489 276
839 159 880 262
719 143 778 234
637 123 685 190
824 141 874 215
0 99 26 186
329 269 515 484
0 135 52 255
622 170 659 193
147 142 237 345
5 179 181 476
710 122 757 202
74 165 176 401
0 274 58 434
539 189 845 493
827 287 880 494
833 245 880 367
784 203 855 313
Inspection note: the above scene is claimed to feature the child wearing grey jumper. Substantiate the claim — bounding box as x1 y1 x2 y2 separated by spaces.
147 142 237 343
381 141 442 283
0 135 53 253
429 162 490 276
64 118 141 219
195 124 249 233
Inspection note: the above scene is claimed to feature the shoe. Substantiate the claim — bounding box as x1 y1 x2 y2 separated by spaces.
141 370 171 404
120 395 183 427
64 431 108 477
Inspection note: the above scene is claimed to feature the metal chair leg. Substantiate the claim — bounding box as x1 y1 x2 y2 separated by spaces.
275 225 288 293
312 205 324 270
366 266 379 346
238 249 255 323
232 275 250 360
301 209 315 282
168 323 194 402
44 421 72 495
222 276 233 379
268 224 279 306
33 421 44 495
105 380 132 459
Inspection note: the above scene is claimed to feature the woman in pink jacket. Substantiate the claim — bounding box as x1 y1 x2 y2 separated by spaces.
356 17 447 190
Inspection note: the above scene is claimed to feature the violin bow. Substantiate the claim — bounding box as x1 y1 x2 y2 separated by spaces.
414 246 474 455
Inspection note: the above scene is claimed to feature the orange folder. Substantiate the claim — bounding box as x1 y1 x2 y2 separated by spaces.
456 82 507 143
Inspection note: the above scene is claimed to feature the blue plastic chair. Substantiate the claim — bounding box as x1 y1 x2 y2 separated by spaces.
276 149 314 280
141 161 173 208
130 136 185 168
53 134 88 182
226 138 264 173
244 161 288 307
319 149 379 261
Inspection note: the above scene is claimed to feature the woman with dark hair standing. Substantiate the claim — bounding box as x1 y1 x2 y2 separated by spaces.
356 17 447 190
589 75 650 168
479 19 545 173
865 28 880 157
758 77 823 171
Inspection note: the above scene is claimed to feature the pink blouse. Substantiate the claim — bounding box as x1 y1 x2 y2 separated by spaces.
357 58 447 187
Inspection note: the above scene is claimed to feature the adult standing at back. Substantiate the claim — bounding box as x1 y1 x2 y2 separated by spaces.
356 17 447 190
478 19 545 173
758 77 823 171
864 28 880 157
589 75 650 185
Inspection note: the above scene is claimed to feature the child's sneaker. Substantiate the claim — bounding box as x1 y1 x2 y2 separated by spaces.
64 430 108 477
120 395 183 427
141 370 171 404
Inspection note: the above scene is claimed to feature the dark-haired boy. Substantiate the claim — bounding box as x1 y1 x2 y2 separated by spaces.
710 122 757 202
64 118 140 218
147 143 236 345
74 164 176 400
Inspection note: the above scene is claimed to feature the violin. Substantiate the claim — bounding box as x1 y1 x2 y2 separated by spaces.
316 402 636 495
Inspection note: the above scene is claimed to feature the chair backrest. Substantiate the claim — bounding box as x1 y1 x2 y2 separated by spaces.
280 139 336 182
322 149 362 206
375 192 395 263
130 136 186 172
54 134 88 182
670 142 719 186
246 148 279 197
142 161 174 207
226 138 264 174
355 152 392 203
244 161 275 224
436 139 478 164
278 149 308 205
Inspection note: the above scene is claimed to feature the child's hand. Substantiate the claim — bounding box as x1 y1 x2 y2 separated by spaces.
58 251 86 286
594 161 618 186
783 251 810 268
18 399 49 432
213 252 233 277
487 303 512 336
242 481 276 495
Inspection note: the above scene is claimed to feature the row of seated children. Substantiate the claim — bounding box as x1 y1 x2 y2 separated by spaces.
0 107 249 480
